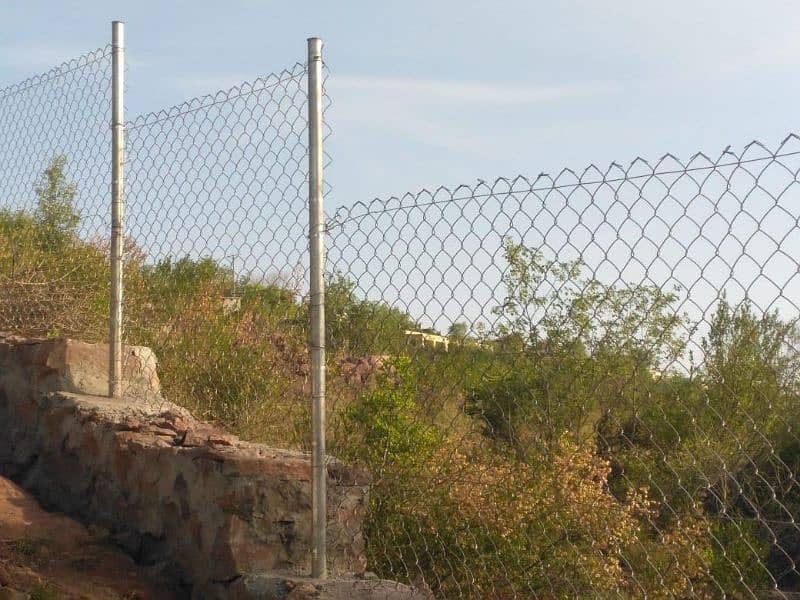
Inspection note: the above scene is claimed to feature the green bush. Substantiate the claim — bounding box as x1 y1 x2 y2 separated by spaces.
0 157 110 339
325 273 417 355
3 160 799 598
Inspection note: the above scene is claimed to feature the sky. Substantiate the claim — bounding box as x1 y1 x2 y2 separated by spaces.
2 0 800 210
2 0 800 343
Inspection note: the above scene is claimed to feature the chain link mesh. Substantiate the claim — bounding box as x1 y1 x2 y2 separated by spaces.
326 136 800 598
3 39 800 599
0 47 112 339
121 63 316 438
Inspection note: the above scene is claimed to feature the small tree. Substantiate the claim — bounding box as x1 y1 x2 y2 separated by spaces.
34 155 79 248
447 321 468 342
492 237 581 347
324 272 417 355
470 237 687 454
494 236 684 362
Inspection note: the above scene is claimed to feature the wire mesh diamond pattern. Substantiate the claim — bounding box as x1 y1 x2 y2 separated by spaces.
0 47 112 339
325 135 800 599
2 36 800 599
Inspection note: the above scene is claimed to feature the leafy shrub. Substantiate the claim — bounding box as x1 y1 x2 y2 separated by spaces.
2 160 797 597
0 157 109 338
325 273 417 355
135 256 309 446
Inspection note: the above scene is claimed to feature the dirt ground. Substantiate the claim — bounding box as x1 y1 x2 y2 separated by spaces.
0 475 175 600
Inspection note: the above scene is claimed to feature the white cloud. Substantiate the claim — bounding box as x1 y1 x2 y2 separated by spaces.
328 75 611 153
717 33 800 74
331 76 605 106
166 72 610 154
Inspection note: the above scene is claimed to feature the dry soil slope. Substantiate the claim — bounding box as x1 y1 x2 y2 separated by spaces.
0 475 174 599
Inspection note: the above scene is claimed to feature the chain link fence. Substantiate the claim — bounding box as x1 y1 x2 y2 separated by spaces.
121 62 316 442
325 136 800 598
0 47 112 339
2 30 800 600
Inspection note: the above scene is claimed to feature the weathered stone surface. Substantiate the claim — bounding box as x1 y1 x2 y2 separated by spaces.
337 355 389 385
0 474 175 598
0 336 160 399
198 574 434 600
0 336 381 597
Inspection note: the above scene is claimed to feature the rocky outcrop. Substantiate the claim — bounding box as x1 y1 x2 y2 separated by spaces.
0 337 425 599
201 574 433 599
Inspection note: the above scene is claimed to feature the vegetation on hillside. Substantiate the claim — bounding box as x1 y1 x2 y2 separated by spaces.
1 157 799 598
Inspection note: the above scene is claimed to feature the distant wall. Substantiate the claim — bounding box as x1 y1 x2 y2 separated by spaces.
0 337 371 596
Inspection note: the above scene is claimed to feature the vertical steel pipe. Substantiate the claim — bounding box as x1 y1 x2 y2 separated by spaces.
109 21 125 398
307 36 327 579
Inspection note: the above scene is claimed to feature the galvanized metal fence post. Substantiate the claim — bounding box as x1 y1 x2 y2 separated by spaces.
307 36 327 579
109 21 125 398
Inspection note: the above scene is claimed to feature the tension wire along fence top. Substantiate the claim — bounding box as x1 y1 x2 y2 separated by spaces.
4 30 800 599
120 62 318 421
325 134 800 598
0 47 112 339
125 62 311 281
328 139 800 343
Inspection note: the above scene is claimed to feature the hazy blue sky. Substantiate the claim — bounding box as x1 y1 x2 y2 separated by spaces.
2 1 800 210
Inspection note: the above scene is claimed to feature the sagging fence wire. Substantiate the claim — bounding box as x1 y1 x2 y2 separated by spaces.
2 30 800 600
325 132 800 598
327 139 800 230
